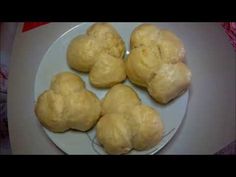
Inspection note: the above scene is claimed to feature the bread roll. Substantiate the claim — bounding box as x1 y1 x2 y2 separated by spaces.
35 72 101 132
96 84 164 154
126 24 191 104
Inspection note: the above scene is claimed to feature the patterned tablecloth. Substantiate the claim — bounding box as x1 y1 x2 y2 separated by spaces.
222 22 236 50
0 22 235 154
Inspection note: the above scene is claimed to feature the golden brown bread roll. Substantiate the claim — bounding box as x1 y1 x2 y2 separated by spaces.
35 72 101 132
96 84 164 154
67 23 126 88
126 24 191 104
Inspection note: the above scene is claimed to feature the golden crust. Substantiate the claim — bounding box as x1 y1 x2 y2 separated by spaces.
126 24 191 104
89 53 126 88
101 84 141 115
35 72 101 132
148 63 191 104
96 113 132 155
67 23 126 88
96 84 164 154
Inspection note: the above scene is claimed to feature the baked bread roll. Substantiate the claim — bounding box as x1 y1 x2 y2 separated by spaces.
96 84 164 154
35 72 101 132
126 24 191 104
67 23 126 88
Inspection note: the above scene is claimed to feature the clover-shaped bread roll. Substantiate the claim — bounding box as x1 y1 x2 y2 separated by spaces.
96 84 164 154
35 72 101 132
67 23 126 88
126 24 191 104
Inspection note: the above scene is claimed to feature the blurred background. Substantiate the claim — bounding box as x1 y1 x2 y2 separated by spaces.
0 22 17 154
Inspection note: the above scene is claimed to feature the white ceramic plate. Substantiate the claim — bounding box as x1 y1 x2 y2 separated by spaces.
34 22 189 155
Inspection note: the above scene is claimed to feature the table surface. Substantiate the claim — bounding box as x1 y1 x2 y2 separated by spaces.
7 23 236 154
